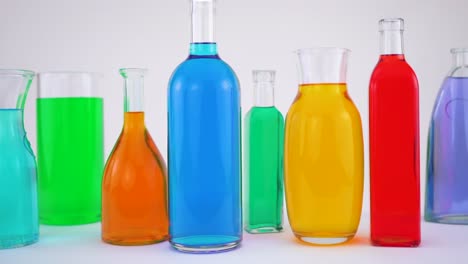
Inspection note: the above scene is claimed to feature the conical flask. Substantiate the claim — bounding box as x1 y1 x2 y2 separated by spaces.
0 69 38 249
284 48 364 245
426 48 468 224
102 68 169 245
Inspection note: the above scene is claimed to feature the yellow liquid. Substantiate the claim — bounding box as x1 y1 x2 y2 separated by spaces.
284 83 364 244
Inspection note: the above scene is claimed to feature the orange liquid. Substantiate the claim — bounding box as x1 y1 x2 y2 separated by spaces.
102 112 169 245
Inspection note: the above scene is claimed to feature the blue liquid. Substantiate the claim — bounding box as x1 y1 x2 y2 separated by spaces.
168 43 242 252
426 77 468 224
0 109 38 249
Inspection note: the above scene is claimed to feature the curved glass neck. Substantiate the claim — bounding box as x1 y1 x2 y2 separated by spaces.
296 48 349 85
0 70 34 110
299 83 347 95
449 49 468 77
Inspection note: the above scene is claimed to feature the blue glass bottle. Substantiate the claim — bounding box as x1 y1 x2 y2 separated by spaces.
0 70 38 249
426 48 468 224
167 0 242 253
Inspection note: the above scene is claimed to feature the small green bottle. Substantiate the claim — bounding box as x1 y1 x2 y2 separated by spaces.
244 70 284 233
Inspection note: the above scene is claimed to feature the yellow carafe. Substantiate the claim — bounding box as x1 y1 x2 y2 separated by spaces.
284 48 364 245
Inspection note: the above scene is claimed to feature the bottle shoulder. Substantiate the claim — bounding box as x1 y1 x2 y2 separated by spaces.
370 58 418 81
170 56 238 80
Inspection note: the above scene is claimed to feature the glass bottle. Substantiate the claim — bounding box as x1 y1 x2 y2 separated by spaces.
37 72 104 225
284 48 364 245
426 48 468 224
0 69 38 249
167 0 242 253
244 70 284 234
102 68 169 245
369 18 421 247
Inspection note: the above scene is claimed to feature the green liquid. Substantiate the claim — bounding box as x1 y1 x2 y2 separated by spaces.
37 97 104 225
243 106 284 233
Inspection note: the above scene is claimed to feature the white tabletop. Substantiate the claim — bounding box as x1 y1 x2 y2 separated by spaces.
1 215 467 264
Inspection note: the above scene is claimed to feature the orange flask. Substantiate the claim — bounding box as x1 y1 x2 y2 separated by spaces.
102 69 168 245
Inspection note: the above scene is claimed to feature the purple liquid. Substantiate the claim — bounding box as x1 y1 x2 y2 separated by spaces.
426 77 468 224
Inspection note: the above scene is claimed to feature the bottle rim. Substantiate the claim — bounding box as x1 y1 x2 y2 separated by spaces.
451 48 468 54
294 47 351 54
0 69 35 78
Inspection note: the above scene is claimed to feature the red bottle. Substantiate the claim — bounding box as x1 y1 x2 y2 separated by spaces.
369 18 420 247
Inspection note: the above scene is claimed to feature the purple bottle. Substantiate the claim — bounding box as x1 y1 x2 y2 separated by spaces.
426 48 468 224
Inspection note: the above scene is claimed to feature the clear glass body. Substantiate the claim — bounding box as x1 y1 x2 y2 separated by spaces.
284 48 364 245
426 48 468 224
0 69 38 249
369 18 421 247
244 70 284 233
102 69 169 245
168 0 242 253
37 72 104 225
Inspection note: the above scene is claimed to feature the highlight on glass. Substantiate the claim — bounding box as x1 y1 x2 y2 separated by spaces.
37 72 104 225
0 69 38 249
426 48 468 225
284 48 364 245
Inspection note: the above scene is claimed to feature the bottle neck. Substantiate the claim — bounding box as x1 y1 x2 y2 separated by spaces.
254 82 274 107
449 49 468 77
191 0 215 44
123 112 145 131
380 30 404 55
123 75 145 113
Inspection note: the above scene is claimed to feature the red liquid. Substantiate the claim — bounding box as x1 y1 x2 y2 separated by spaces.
369 54 420 247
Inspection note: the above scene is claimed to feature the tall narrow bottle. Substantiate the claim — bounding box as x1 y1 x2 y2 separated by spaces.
168 0 242 253
369 18 421 247
426 48 468 224
285 48 364 245
244 70 284 234
102 68 168 245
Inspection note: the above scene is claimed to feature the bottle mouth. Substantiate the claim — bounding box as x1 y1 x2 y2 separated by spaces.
379 18 404 32
451 48 468 54
0 69 35 78
295 47 351 55
119 68 148 78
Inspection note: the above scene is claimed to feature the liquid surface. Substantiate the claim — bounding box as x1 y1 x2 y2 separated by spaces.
0 109 38 248
37 97 104 225
426 77 468 224
369 54 420 246
284 83 364 242
244 106 284 233
168 44 242 250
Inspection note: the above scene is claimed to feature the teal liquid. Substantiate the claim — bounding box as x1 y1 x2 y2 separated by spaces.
37 97 104 225
244 106 284 233
0 109 38 249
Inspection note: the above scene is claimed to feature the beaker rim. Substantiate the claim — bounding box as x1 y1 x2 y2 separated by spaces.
38 71 101 77
294 47 351 54
451 48 468 54
0 69 35 77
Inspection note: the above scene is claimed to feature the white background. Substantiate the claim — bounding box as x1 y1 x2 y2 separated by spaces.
1 0 468 263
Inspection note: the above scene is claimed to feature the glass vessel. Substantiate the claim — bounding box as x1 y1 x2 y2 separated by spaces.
168 0 242 253
284 48 364 245
369 18 421 247
426 48 468 224
0 69 38 249
37 72 104 225
102 69 169 245
244 70 284 234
